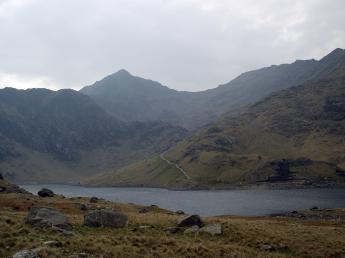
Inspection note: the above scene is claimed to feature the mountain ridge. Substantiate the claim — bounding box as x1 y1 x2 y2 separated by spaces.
81 48 345 129
0 87 187 183
86 49 345 189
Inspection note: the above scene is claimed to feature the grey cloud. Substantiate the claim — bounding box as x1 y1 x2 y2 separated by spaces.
0 0 344 91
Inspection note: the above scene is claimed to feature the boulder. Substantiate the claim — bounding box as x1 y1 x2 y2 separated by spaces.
183 225 200 234
177 214 204 228
84 210 128 228
199 223 222 235
176 210 185 215
25 207 72 231
37 188 54 197
89 197 98 203
12 249 40 258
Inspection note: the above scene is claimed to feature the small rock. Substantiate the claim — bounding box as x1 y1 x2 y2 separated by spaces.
0 186 6 193
12 249 40 258
78 204 88 211
260 244 275 251
43 240 63 247
0 172 3 180
89 197 98 203
37 188 54 197
176 210 185 215
164 227 181 234
139 225 153 229
177 214 204 228
199 223 222 235
52 226 73 235
278 243 288 250
310 206 319 211
139 208 149 213
183 225 200 234
84 210 128 228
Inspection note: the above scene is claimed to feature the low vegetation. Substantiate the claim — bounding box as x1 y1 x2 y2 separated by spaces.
1 187 345 257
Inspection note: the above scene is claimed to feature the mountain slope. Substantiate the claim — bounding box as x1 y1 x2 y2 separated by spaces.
87 73 345 188
81 49 345 129
80 70 212 130
0 88 187 183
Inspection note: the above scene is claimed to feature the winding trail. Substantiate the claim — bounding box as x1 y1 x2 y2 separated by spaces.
159 152 191 180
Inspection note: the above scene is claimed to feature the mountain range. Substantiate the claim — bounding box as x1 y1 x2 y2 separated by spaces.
0 88 187 182
0 48 344 187
85 48 345 188
81 48 345 130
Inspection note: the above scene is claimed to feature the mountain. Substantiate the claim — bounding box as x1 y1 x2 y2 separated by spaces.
87 49 345 188
80 69 212 130
0 88 187 183
81 49 345 130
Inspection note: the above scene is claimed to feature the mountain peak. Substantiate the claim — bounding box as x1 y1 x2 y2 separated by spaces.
320 48 344 63
114 69 131 76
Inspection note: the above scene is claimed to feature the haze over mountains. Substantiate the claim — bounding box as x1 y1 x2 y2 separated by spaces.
82 48 345 130
0 48 344 187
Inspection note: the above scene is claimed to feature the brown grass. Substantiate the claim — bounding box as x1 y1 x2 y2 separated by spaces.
1 193 345 257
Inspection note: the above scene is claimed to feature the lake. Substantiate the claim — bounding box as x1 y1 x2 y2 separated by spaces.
20 184 345 217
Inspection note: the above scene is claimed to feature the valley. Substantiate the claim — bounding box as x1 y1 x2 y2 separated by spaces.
0 48 345 189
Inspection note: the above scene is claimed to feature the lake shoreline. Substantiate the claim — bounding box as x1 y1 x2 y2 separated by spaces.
19 183 345 217
81 181 345 191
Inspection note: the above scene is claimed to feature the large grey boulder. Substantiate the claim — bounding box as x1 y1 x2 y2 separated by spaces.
84 210 128 228
25 207 72 231
199 223 222 235
37 188 54 197
183 225 200 234
177 214 204 228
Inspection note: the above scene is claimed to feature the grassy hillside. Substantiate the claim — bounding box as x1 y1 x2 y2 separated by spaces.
0 88 187 183
2 185 345 257
88 75 345 188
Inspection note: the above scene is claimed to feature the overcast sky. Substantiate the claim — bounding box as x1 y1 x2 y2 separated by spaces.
0 0 344 91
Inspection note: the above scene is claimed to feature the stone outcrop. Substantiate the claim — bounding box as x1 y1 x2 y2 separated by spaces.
25 207 72 231
177 214 204 228
84 210 128 228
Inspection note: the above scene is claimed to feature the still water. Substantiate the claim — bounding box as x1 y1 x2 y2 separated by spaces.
20 184 345 217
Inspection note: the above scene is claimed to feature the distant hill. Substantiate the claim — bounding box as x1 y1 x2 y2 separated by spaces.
81 49 345 130
0 88 187 183
87 49 345 188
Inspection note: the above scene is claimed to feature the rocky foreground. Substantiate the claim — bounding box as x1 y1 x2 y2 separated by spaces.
1 180 345 257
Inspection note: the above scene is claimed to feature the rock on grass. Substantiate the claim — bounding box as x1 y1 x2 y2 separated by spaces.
177 214 204 227
84 210 128 228
25 207 72 231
